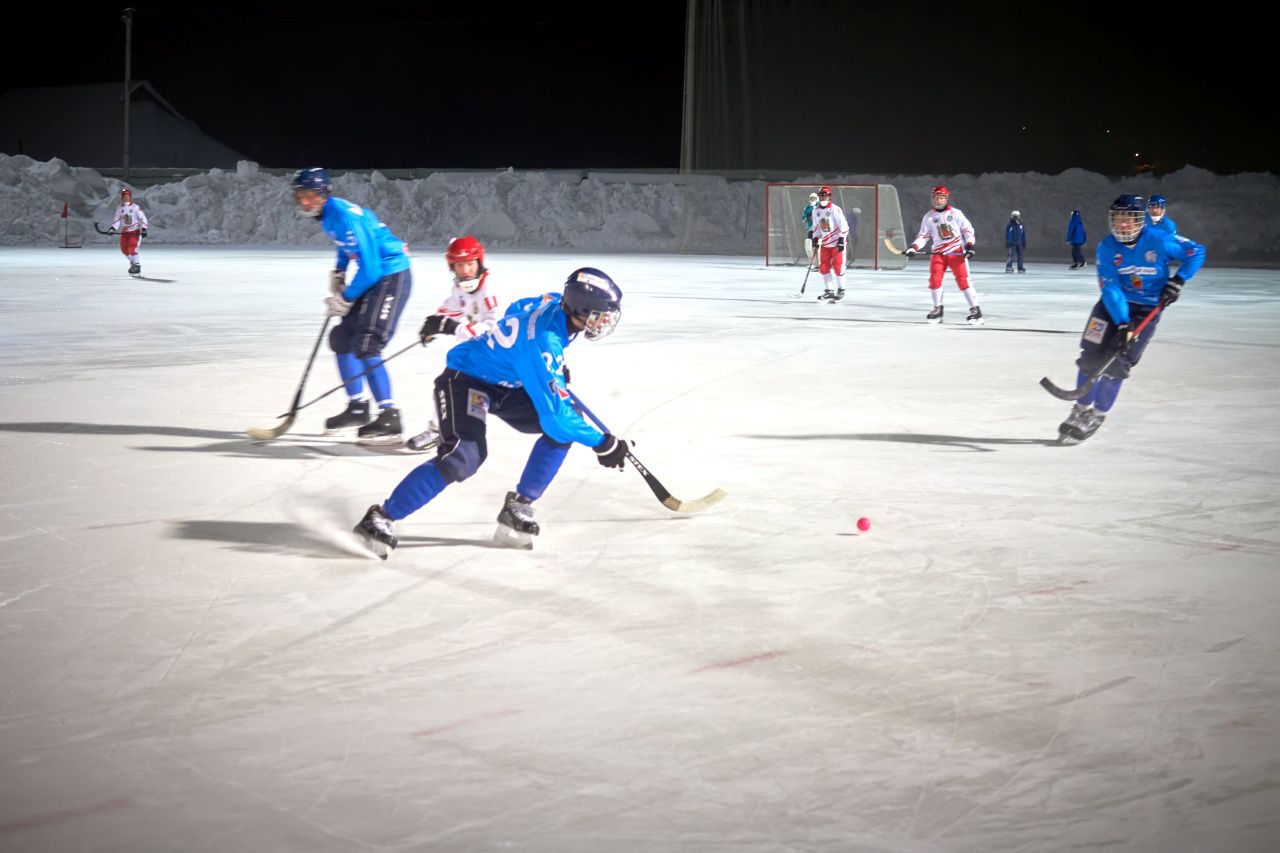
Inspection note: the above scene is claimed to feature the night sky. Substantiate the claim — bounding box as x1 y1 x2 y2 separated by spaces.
5 2 1268 176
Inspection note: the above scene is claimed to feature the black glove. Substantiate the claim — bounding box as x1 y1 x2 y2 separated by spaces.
1113 322 1133 354
963 244 975 259
903 248 916 258
1161 274 1184 306
836 237 845 252
594 433 629 470
807 229 813 241
562 365 571 385
140 228 148 238
419 314 459 344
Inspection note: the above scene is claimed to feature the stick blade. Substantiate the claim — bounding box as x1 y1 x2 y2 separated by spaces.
662 488 728 514
246 414 296 441
882 237 905 256
1039 376 1089 401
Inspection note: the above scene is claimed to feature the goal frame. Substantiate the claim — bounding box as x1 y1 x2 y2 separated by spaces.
764 182 904 271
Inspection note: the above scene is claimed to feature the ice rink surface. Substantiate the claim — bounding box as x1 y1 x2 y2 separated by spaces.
2 245 1278 852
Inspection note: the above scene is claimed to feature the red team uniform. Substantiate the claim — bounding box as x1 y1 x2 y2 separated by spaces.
810 186 850 302
110 187 149 276
905 186 984 325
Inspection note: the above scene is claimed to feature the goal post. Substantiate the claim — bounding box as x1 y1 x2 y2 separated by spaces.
765 183 906 270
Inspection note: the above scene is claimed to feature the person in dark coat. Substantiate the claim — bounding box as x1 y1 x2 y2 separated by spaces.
1066 209 1087 269
1005 210 1026 273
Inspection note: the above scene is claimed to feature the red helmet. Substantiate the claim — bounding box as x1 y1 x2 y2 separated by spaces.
931 185 950 209
817 185 832 197
121 187 133 201
444 235 486 292
444 235 484 267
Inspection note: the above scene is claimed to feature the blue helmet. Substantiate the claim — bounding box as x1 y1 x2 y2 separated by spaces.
1147 193 1168 223
1110 194 1146 243
291 168 330 219
562 267 622 340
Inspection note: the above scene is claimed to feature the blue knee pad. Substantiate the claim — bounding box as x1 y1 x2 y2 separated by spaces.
517 436 571 501
435 439 485 483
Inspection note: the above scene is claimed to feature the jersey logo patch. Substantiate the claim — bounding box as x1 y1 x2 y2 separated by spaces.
1113 254 1124 266
548 379 570 401
466 389 490 420
1084 317 1109 344
1145 251 1156 262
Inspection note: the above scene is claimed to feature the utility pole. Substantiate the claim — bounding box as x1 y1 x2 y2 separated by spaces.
679 0 696 174
123 7 135 182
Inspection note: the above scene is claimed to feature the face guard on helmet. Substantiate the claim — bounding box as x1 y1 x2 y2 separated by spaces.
817 186 832 207
120 187 133 203
562 267 622 341
808 192 819 204
1110 194 1146 244
444 235 486 293
291 167 331 219
932 185 950 210
1147 194 1167 223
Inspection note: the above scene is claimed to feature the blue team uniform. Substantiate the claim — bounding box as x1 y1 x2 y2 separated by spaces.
322 197 411 301
802 203 815 232
1145 213 1177 235
382 293 603 520
1072 227 1206 411
320 196 413 406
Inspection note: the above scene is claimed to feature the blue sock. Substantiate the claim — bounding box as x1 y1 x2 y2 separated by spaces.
364 357 393 407
1076 369 1100 407
1094 377 1123 413
384 462 448 520
337 352 365 398
516 436 571 501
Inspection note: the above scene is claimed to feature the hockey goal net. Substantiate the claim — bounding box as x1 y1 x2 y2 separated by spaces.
765 183 906 270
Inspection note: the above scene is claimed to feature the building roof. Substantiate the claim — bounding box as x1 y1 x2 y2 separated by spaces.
0 81 245 169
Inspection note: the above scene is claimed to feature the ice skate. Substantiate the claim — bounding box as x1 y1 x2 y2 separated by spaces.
830 287 846 302
818 289 836 302
353 504 397 560
1057 404 1090 444
405 423 440 452
1057 405 1105 445
966 306 985 326
357 407 403 445
493 490 538 550
1005 267 1013 274
1074 409 1106 443
128 262 141 276
926 305 944 324
325 399 370 433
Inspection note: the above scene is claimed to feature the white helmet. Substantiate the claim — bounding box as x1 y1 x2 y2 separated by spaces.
1010 210 1020 218
808 193 819 204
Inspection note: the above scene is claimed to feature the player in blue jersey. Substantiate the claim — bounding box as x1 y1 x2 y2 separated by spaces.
1056 194 1206 444
1145 194 1177 235
291 167 413 445
352 268 630 557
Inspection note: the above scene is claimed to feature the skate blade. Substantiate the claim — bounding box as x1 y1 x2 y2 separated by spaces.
356 433 404 446
967 318 986 326
493 523 534 550
352 531 391 560
405 437 439 452
927 318 943 325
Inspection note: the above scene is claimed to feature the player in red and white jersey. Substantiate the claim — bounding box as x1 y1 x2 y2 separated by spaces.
108 187 149 276
810 186 850 302
405 235 506 450
904 186 984 325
